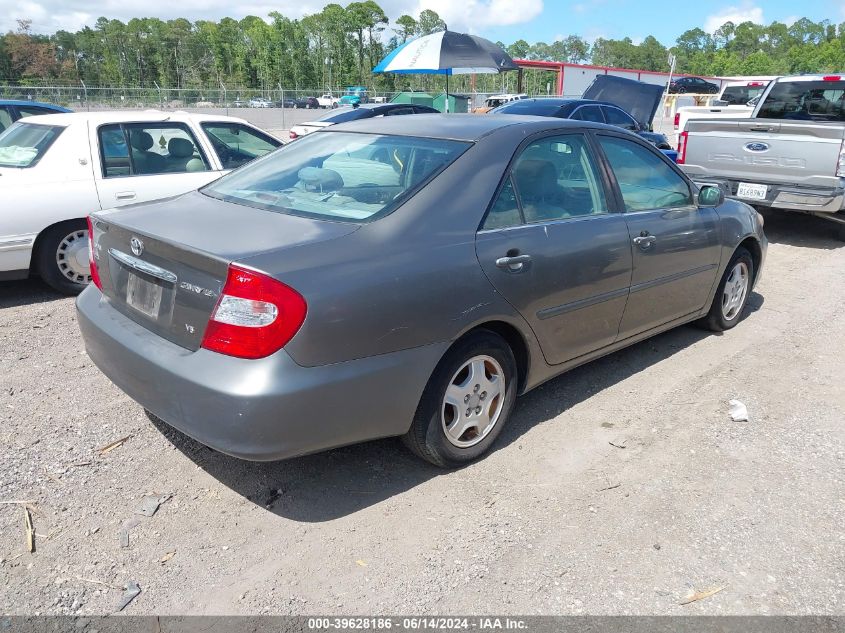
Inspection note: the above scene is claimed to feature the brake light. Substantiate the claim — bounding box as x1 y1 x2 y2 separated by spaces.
837 140 845 177
673 112 680 129
86 215 102 290
823 76 841 81
677 131 688 165
201 264 306 359
747 82 764 86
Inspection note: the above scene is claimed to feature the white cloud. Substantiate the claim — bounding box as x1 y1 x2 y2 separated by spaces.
704 3 764 33
412 0 543 32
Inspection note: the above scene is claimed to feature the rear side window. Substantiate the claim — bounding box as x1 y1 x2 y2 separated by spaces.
598 136 692 211
201 122 279 170
603 107 637 131
99 123 210 177
494 100 564 116
571 106 604 123
757 80 845 122
0 122 64 168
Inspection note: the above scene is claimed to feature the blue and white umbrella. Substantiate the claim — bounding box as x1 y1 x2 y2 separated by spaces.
374 30 519 76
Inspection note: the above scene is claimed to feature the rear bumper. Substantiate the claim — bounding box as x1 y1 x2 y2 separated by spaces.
688 175 845 214
76 287 448 461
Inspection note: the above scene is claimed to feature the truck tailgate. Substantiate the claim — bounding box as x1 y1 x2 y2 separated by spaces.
683 119 844 188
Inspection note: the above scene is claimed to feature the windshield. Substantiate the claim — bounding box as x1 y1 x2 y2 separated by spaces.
721 85 767 105
0 122 64 168
757 80 845 122
202 131 470 222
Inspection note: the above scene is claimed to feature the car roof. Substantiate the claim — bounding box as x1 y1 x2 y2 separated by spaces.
9 110 251 127
326 113 611 141
0 100 71 111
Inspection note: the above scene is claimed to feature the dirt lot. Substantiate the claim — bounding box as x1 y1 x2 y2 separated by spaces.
0 211 843 616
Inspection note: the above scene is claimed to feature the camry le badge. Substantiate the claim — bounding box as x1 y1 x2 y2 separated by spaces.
744 142 770 152
130 237 144 257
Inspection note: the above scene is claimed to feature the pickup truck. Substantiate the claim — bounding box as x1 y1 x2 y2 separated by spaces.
317 94 338 109
678 74 845 239
673 80 769 144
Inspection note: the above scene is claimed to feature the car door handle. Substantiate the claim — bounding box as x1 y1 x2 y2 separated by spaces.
495 254 532 271
632 235 656 249
116 191 136 200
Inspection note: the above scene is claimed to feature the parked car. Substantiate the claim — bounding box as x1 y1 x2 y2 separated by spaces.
232 98 247 108
472 94 528 114
248 97 272 108
339 86 368 106
0 100 70 133
673 80 770 145
668 76 720 94
0 111 281 293
317 94 338 109
289 97 319 109
678 74 845 239
288 103 440 139
77 114 766 467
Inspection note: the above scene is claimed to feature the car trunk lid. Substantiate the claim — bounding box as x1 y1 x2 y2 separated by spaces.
582 74 664 130
91 190 358 351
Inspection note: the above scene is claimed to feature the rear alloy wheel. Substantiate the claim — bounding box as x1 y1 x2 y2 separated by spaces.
402 331 517 467
36 220 91 295
699 247 753 331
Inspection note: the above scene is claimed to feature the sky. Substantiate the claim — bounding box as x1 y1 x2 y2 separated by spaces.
0 0 840 46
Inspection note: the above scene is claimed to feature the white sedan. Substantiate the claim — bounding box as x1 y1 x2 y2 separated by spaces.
0 110 281 293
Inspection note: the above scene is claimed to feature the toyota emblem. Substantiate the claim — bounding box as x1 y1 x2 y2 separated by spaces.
130 237 144 257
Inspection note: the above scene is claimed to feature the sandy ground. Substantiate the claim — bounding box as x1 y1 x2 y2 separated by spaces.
0 210 843 616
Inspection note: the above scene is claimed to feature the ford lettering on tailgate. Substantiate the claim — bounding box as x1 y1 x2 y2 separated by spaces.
707 153 806 168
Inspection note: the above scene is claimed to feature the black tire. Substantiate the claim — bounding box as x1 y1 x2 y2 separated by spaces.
678 86 687 94
698 247 754 332
402 330 518 468
35 219 91 295
836 223 845 242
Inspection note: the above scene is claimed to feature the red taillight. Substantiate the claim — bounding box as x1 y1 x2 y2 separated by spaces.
86 215 102 290
823 75 841 81
673 112 680 129
677 131 688 165
747 82 764 86
201 264 306 360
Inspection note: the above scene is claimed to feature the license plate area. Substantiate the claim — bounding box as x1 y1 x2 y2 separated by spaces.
736 182 768 200
126 273 164 319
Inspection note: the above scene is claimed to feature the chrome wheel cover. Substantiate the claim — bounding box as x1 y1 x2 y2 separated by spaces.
721 261 749 321
441 355 505 448
55 229 91 285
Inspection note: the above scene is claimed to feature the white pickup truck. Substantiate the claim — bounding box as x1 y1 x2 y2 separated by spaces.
317 94 339 109
678 75 845 239
673 80 769 145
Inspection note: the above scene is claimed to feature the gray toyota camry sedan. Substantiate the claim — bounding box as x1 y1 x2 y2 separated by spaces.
77 115 766 467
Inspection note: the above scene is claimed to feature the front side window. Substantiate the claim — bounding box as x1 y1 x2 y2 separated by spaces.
598 136 693 211
202 131 470 222
201 122 279 170
0 122 64 168
603 107 638 131
757 80 845 122
99 123 210 178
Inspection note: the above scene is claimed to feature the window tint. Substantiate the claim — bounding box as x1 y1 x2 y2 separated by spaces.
572 105 604 123
0 122 64 168
483 177 521 230
721 85 766 105
201 122 279 170
493 100 563 116
0 108 12 132
99 123 209 177
17 106 54 118
203 132 470 222
603 107 637 131
385 106 415 116
506 134 607 224
598 136 693 211
757 80 845 122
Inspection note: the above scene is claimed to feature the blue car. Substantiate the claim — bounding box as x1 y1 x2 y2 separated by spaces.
0 100 71 133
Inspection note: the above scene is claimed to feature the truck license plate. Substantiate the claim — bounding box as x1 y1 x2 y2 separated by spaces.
736 182 768 200
126 273 163 319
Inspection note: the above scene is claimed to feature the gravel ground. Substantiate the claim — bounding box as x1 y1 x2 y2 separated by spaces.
0 210 843 616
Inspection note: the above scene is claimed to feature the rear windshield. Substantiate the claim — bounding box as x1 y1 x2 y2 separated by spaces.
316 107 369 123
721 85 767 105
0 122 64 167
202 131 470 222
492 100 563 116
757 80 845 122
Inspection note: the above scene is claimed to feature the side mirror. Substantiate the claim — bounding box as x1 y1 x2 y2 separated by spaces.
698 184 724 207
